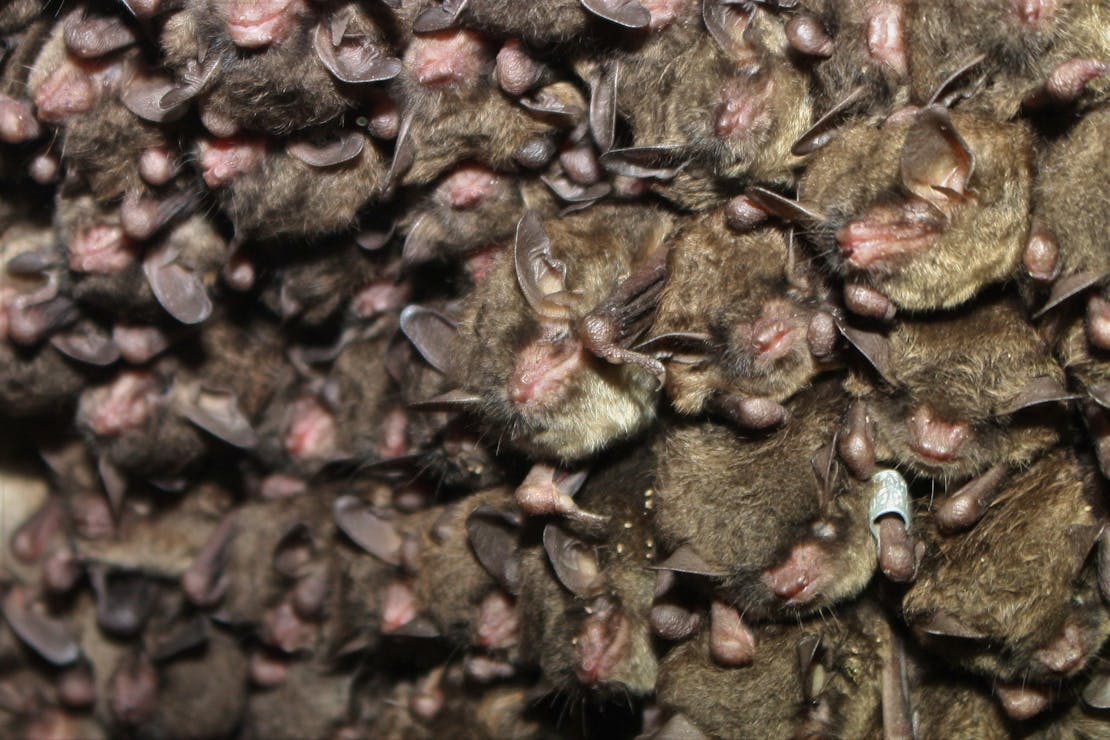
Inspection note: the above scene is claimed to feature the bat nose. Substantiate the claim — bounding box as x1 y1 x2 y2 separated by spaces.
907 406 970 462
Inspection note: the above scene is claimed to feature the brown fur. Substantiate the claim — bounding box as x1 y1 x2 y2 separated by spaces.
517 441 658 697
651 212 833 413
655 379 876 621
845 295 1067 481
453 203 672 461
906 0 1110 117
799 111 1033 311
903 447 1110 683
655 596 890 738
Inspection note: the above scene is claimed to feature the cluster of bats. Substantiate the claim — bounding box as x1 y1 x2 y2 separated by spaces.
0 0 1109 737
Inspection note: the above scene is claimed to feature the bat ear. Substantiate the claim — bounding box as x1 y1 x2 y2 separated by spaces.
466 506 523 594
745 186 827 226
703 0 755 61
89 566 152 637
143 255 213 326
400 305 458 376
542 523 602 598
6 247 60 275
791 86 866 155
580 0 650 29
652 544 727 578
148 615 210 662
918 610 986 641
412 0 470 33
810 441 837 511
514 211 574 319
401 214 443 268
333 496 403 565
159 53 222 112
795 634 823 699
927 53 988 107
313 23 401 84
388 616 443 638
635 331 713 364
286 131 366 168
1065 523 1104 576
178 387 259 449
900 105 975 213
541 173 611 206
272 522 316 577
385 112 415 194
51 321 120 366
121 73 190 123
1033 270 1103 318
1083 672 1110 709
589 66 618 153
64 12 137 59
995 376 1077 416
0 587 81 666
408 389 484 412
98 455 128 514
837 321 897 386
599 145 687 180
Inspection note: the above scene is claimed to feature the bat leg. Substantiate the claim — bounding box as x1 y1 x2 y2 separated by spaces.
1086 295 1110 351
994 683 1052 721
496 39 545 96
707 393 787 430
785 12 833 57
1026 58 1109 107
1023 224 1059 281
837 400 876 479
580 248 670 382
515 463 608 525
843 282 897 320
650 602 701 641
0 94 41 143
709 600 755 666
875 515 915 582
934 465 1007 532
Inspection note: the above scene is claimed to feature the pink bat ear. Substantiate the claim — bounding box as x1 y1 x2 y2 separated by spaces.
400 305 458 376
543 523 602 598
900 105 975 214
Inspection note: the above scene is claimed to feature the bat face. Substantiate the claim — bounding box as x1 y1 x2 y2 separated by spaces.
649 212 834 416
906 0 1110 117
792 0 910 116
517 442 658 698
799 108 1033 313
903 448 1110 687
198 130 388 241
408 205 671 463
655 380 877 621
161 0 397 134
844 296 1069 481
